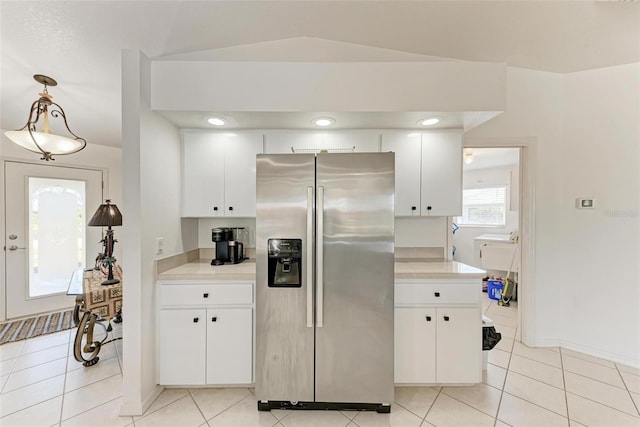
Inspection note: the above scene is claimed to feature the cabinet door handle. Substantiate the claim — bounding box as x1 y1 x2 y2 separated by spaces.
426 205 432 211
443 316 450 322
203 293 209 298
211 316 217 322
193 317 199 323
411 206 417 211
434 292 440 297
213 206 218 211
425 316 432 322
228 206 233 211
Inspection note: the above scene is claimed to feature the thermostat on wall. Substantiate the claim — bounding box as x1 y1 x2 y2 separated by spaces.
576 198 595 209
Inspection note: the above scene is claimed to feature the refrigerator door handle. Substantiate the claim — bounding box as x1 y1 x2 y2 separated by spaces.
306 186 314 328
317 185 324 328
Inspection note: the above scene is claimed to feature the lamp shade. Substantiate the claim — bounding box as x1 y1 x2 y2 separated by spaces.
88 199 122 227
5 131 86 155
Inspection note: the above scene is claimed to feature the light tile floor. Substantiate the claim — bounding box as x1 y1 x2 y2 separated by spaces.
1 299 639 426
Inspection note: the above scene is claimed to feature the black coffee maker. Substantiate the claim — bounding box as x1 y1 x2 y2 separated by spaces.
211 227 245 265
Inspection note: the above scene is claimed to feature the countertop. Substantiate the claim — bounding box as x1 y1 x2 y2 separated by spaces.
157 258 485 281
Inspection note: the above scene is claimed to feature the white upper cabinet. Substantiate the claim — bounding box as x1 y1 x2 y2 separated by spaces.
264 130 380 154
382 130 462 217
381 132 422 216
182 131 262 217
223 134 263 216
421 130 462 216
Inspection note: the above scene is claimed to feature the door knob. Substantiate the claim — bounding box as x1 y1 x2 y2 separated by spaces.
8 245 25 251
8 234 17 240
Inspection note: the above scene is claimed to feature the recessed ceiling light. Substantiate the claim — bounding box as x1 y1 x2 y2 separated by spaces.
207 117 226 126
418 117 442 126
312 117 335 127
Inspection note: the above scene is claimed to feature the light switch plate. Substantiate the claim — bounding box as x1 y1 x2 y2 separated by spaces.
155 237 164 255
575 198 595 209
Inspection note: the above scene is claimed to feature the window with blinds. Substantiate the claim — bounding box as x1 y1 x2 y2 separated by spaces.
456 186 506 226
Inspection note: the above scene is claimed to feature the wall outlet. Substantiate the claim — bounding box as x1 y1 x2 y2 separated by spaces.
155 237 164 255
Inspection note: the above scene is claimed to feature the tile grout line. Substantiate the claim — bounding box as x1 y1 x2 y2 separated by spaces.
615 363 640 417
420 386 443 426
391 397 432 422
58 329 123 425
439 384 503 420
186 388 207 425
562 351 640 420
59 330 75 427
493 316 516 427
563 366 631 391
0 392 63 420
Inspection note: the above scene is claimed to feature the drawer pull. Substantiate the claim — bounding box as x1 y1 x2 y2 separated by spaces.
229 206 234 211
211 317 217 322
425 316 432 322
213 206 218 211
434 292 440 297
411 206 416 211
443 316 450 322
193 317 199 323
203 293 209 298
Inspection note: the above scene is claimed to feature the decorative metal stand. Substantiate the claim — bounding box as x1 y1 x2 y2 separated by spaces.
72 304 122 367
68 267 123 367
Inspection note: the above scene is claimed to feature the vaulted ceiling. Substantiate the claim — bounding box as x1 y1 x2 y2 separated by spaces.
1 1 638 148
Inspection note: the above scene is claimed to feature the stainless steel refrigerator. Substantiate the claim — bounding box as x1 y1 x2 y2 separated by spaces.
255 152 395 413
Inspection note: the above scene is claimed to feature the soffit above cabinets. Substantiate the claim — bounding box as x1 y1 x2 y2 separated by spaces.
152 60 506 132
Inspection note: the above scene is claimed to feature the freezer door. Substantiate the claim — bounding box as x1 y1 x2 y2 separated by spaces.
315 153 395 404
255 154 316 402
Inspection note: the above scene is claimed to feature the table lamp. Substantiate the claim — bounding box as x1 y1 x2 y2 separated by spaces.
88 199 122 285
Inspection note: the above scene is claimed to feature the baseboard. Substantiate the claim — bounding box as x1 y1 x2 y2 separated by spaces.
533 338 639 369
119 384 165 416
559 341 640 369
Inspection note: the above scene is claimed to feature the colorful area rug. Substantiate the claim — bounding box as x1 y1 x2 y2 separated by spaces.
0 309 75 345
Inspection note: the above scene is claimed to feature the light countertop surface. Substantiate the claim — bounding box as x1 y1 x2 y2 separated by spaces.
157 258 485 281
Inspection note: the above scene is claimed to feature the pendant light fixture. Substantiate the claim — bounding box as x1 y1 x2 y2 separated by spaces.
4 74 86 161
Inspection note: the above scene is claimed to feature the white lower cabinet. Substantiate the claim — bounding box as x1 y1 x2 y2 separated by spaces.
205 307 252 384
395 308 436 383
157 282 254 386
159 308 207 385
395 280 482 385
435 307 481 383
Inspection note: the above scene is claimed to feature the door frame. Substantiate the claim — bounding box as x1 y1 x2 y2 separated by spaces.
0 157 109 321
462 137 537 345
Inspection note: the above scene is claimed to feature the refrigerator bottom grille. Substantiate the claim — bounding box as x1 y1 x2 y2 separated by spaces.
257 400 391 413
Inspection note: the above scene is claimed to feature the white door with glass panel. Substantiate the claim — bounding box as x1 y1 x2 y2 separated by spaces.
4 161 103 319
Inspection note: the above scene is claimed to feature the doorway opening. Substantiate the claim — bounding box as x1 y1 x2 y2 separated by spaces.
452 145 529 345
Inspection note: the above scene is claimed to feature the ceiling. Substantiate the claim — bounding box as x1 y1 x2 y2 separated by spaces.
1 1 638 149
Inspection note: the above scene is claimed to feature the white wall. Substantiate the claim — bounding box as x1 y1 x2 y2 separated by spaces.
0 134 122 322
453 165 519 267
468 64 640 366
120 49 199 415
559 64 639 364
